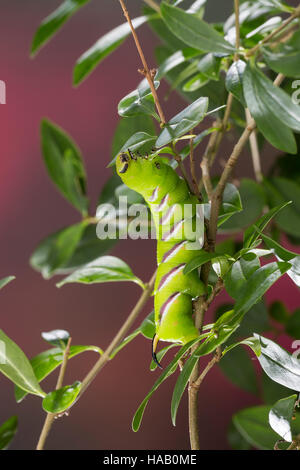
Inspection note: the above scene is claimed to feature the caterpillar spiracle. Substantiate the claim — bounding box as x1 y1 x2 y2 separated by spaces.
116 150 206 367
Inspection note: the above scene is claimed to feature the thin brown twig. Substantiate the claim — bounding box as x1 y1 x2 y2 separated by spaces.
36 337 72 450
188 1 240 450
188 276 224 451
143 0 160 13
268 23 299 49
208 73 285 252
79 271 156 397
193 346 222 389
189 131 203 201
200 93 234 198
246 4 300 57
234 0 240 60
174 151 194 194
245 108 262 183
188 344 222 450
199 121 219 195
287 434 300 450
119 0 166 125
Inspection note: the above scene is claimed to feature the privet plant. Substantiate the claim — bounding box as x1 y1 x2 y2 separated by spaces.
1 0 300 451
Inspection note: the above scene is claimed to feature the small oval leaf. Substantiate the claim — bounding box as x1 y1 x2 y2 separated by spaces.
269 394 297 442
42 381 81 414
0 416 18 450
57 256 145 289
156 97 208 147
0 330 45 397
41 330 70 348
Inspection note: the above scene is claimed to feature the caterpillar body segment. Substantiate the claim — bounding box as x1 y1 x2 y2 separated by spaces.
116 151 205 351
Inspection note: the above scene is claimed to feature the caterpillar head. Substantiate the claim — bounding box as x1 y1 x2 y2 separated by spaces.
116 150 166 192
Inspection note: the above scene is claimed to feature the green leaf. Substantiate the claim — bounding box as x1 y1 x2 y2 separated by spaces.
73 16 147 86
224 1 279 33
110 311 155 360
0 416 18 450
132 339 199 432
155 44 226 109
161 3 235 54
264 178 300 237
156 97 208 147
182 72 209 92
221 179 265 232
97 173 122 206
42 381 81 414
197 53 221 81
244 201 291 248
286 309 300 340
212 257 230 278
269 301 289 324
234 262 291 320
246 16 282 39
179 126 218 161
30 221 88 279
262 372 293 405
0 276 15 290
169 60 200 93
156 48 200 80
243 63 298 154
219 345 258 395
204 182 243 227
65 224 117 270
237 302 270 338
170 320 241 426
254 334 300 391
139 311 156 339
262 30 300 78
173 308 247 424
109 132 157 167
111 116 156 160
114 184 145 205
269 394 297 442
259 232 300 288
215 301 270 339
233 405 285 450
118 79 160 119
15 345 102 403
257 0 292 11
31 223 117 278
150 344 178 371
57 255 145 289
225 60 246 106
224 252 260 300
41 330 70 349
41 119 88 215
184 252 223 275
170 353 201 427
222 336 262 358
31 0 90 56
0 330 45 397
145 9 189 51
227 421 251 450
218 182 243 225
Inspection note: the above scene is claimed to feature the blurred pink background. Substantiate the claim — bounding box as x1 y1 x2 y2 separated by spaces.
0 0 299 450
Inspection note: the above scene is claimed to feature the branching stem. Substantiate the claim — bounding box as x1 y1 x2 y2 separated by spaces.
36 337 72 450
79 272 156 397
119 0 166 125
143 0 160 13
246 4 300 57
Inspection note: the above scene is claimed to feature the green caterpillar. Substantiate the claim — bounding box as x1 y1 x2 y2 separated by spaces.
116 150 205 367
